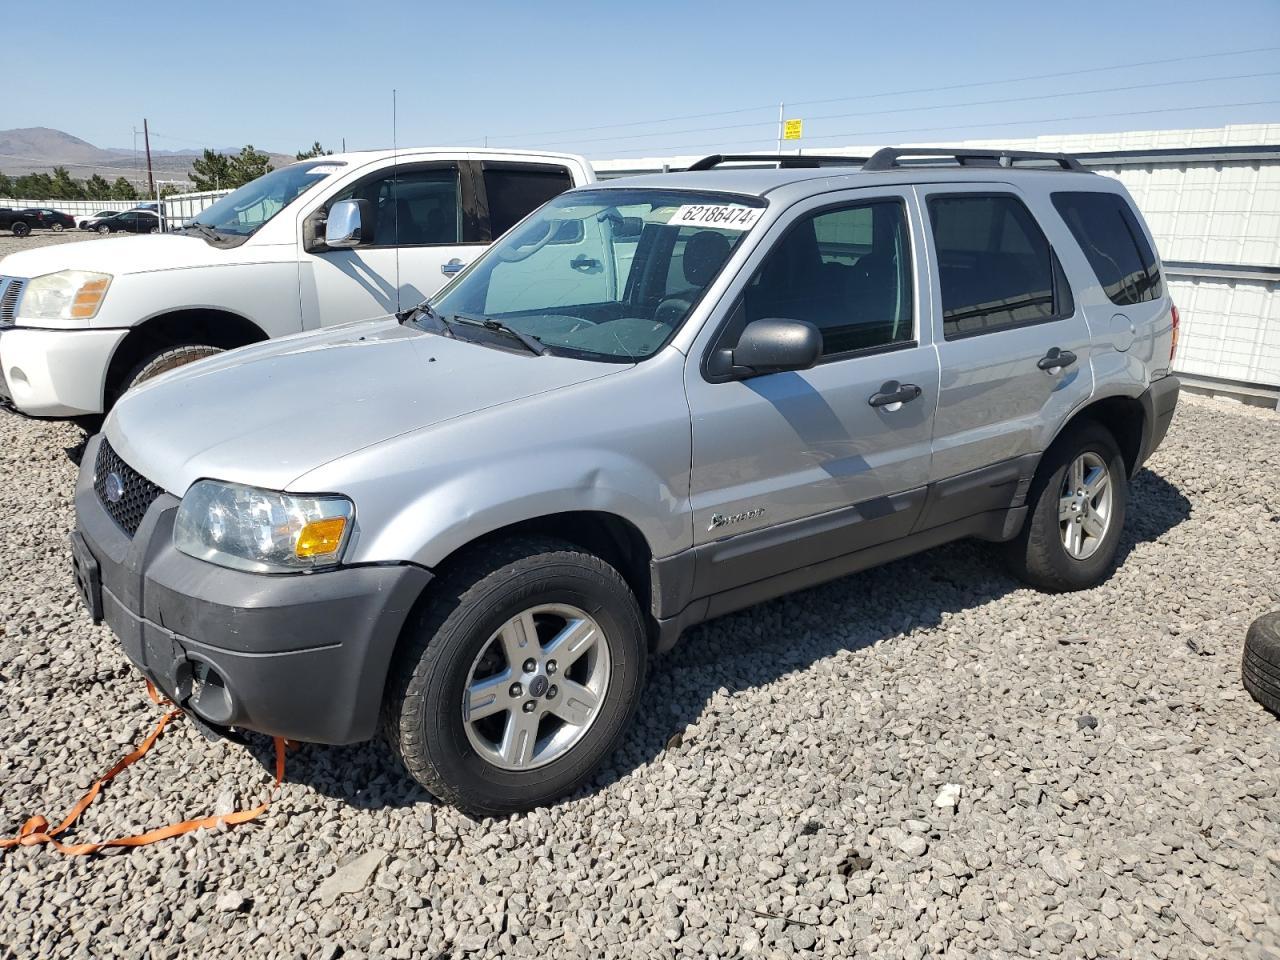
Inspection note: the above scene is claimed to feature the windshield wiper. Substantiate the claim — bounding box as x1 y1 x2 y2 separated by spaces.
183 220 226 243
450 314 548 356
398 301 460 338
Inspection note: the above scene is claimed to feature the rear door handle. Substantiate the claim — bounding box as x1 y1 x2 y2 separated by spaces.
868 380 923 409
1037 347 1077 371
570 255 601 271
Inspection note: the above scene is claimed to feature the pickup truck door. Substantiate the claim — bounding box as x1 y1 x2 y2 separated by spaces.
300 161 488 327
683 188 940 596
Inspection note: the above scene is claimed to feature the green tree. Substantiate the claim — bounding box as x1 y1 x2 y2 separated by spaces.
190 148 233 192
295 141 332 160
110 177 138 201
84 174 112 200
0 172 12 197
229 145 273 187
15 173 53 197
49 166 85 200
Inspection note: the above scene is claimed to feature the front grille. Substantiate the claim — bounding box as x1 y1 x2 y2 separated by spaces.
94 439 164 537
0 276 25 324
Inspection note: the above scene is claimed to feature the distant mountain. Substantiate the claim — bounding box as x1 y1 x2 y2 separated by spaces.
0 127 296 184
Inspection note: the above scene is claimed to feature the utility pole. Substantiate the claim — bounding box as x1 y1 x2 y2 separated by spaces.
143 118 156 199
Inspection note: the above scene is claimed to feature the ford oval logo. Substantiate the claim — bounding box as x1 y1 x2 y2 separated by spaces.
103 472 125 503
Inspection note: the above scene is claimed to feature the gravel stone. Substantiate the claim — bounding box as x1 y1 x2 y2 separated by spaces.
0 239 1275 960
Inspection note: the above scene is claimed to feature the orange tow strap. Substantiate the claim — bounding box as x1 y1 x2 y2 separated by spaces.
1 682 286 856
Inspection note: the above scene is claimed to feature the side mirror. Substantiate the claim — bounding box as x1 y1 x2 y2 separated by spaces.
713 318 823 379
324 199 373 248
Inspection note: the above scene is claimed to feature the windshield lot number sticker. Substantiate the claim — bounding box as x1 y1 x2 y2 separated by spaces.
670 204 763 230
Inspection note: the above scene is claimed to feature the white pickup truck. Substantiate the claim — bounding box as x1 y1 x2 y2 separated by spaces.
0 149 594 417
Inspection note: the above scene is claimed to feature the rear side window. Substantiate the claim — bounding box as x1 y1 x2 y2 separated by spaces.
928 193 1072 340
483 165 573 237
1052 191 1162 305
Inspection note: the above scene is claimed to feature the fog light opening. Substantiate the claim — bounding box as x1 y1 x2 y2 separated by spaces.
189 661 234 725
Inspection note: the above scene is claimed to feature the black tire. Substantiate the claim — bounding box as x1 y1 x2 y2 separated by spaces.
1005 420 1128 592
123 344 224 393
97 223 111 235
1242 611 1280 717
12 221 30 238
383 537 647 816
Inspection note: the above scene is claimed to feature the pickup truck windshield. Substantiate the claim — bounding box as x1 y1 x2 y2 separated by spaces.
429 188 765 362
188 161 345 240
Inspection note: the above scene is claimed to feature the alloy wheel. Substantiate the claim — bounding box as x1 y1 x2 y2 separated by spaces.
1059 451 1113 560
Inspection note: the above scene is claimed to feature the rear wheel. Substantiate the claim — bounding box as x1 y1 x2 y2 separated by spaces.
123 344 224 394
1005 420 1127 592
384 537 647 816
52 222 65 232
1242 611 1280 716
12 222 30 238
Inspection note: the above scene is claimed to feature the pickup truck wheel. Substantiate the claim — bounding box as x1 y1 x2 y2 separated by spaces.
12 222 30 238
384 537 647 816
1005 420 1127 592
124 344 224 393
1242 611 1280 716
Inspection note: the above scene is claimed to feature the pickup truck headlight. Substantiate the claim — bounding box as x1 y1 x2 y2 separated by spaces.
174 480 354 573
17 270 113 321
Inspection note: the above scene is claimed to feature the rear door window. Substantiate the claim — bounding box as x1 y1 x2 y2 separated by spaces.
927 193 1073 339
1051 191 1163 305
482 164 574 238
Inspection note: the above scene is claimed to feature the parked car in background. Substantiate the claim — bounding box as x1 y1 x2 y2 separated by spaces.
69 147 1180 815
21 209 76 232
92 209 162 235
77 210 120 230
0 148 594 416
0 208 36 237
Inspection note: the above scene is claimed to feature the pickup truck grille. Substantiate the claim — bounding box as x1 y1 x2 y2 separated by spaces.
94 439 164 537
0 276 25 324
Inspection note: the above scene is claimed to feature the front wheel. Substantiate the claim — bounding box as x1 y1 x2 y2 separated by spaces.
1005 420 1128 592
96 223 111 235
384 538 647 816
123 344 224 393
12 222 30 238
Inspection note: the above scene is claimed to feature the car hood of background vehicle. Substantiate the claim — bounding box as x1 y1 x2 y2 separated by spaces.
0 234 249 278
105 318 624 495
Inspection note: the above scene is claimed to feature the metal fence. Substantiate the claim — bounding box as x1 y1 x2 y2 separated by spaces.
0 189 231 231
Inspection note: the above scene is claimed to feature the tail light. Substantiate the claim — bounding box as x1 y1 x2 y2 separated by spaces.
1170 304 1180 362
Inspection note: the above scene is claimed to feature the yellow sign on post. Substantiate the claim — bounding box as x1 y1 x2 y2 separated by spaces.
782 118 803 141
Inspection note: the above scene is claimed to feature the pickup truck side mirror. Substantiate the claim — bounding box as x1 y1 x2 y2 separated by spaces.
324 199 374 249
709 318 823 380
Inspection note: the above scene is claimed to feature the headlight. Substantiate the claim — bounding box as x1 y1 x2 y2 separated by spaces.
174 480 354 573
17 270 112 321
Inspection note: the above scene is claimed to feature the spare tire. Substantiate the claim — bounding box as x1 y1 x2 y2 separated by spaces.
1242 611 1280 716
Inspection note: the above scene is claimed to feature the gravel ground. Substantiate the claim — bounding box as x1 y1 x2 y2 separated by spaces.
0 230 108 260
1 391 1278 959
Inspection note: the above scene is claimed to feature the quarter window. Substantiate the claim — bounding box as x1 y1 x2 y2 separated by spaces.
742 200 913 357
928 194 1072 339
483 165 574 238
1052 191 1162 305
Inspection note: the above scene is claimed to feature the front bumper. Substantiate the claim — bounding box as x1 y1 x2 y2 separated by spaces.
72 434 432 743
0 325 127 416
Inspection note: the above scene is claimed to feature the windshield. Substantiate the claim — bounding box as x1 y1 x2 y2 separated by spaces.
429 188 765 362
190 161 345 238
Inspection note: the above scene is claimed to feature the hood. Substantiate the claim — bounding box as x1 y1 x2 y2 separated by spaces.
106 318 624 495
0 233 241 279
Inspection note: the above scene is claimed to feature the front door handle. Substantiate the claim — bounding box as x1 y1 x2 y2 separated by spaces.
868 380 923 409
440 258 466 276
570 254 601 271
1037 347 1077 372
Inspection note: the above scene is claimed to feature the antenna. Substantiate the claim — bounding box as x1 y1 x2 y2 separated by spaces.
392 89 401 313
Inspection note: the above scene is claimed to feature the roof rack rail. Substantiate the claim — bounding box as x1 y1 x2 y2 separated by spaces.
686 153 868 171
863 147 1086 172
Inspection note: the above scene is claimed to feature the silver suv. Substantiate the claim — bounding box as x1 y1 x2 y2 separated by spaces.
71 148 1180 814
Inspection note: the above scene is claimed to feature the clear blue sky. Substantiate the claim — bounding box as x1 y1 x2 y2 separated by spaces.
9 0 1280 159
